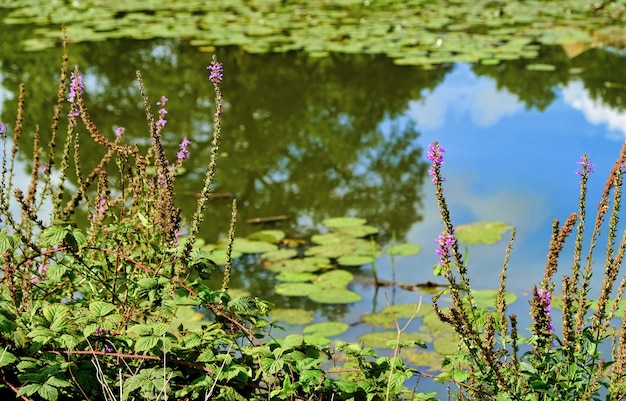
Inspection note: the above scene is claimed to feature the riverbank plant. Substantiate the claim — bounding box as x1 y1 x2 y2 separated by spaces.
427 140 626 400
0 41 436 401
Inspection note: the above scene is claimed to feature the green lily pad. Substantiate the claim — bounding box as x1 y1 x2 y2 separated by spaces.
313 270 354 288
275 282 317 297
322 217 366 228
308 288 362 304
303 321 349 337
526 63 557 71
455 221 512 245
358 332 429 349
207 249 242 265
400 348 444 371
232 238 278 254
433 331 461 355
305 243 358 259
335 225 379 237
303 334 330 346
386 243 421 257
471 289 518 309
311 233 344 245
271 308 314 325
275 272 317 283
260 248 298 261
265 259 321 273
362 303 435 328
337 255 374 266
247 230 285 243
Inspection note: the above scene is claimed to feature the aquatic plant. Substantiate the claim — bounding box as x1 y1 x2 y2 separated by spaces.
427 139 626 400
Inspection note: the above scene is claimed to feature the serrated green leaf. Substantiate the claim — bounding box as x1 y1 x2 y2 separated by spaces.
135 336 160 352
38 383 59 401
17 383 41 397
0 233 17 253
89 301 116 317
0 349 17 368
282 334 304 350
151 322 169 337
41 226 69 247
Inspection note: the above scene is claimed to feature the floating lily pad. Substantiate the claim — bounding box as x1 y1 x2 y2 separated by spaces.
311 233 344 245
455 221 512 245
400 348 444 371
362 303 435 328
526 63 557 71
232 238 278 254
335 225 379 237
303 321 349 337
433 331 461 355
275 272 317 283
322 217 366 228
386 243 422 257
207 249 242 265
313 270 354 288
308 288 361 304
471 289 518 309
260 248 298 261
358 332 429 349
337 255 374 266
265 259 320 273
271 308 314 325
247 230 285 243
275 282 317 297
305 243 359 259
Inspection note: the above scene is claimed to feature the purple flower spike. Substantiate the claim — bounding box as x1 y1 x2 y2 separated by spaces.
115 127 125 138
435 230 456 267
0 123 5 134
67 71 84 103
426 142 445 166
576 155 594 177
537 288 554 334
207 61 223 84
177 137 191 161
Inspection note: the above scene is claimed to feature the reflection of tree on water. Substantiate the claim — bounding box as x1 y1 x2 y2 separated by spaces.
0 33 444 244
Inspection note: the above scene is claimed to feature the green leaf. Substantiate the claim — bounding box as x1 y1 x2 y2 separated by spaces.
89 301 116 317
0 349 17 368
17 383 41 397
135 336 160 352
282 334 304 350
38 383 59 401
0 233 17 253
41 226 69 247
137 212 153 228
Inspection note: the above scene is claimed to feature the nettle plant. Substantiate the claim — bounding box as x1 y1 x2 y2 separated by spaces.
0 44 431 401
427 141 626 400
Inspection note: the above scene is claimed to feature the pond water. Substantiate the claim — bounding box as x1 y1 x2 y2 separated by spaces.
2 22 626 394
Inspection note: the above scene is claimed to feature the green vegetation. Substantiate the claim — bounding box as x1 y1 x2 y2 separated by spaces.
1 0 625 67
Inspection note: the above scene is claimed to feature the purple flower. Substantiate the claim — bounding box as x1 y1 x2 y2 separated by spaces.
426 142 445 166
114 127 125 138
207 60 223 84
435 230 456 267
0 123 5 134
177 137 191 161
67 71 84 103
155 96 168 130
40 164 47 174
537 288 554 334
575 155 594 176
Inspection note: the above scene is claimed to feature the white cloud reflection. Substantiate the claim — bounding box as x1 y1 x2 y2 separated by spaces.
562 81 626 140
407 65 524 129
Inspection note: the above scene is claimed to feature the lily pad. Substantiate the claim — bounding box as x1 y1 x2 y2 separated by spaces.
232 238 278 254
526 63 557 71
260 248 298 261
335 225 379 237
386 243 421 257
308 288 362 304
207 249 242 265
275 272 317 282
337 255 374 266
455 221 512 245
313 270 354 288
305 243 359 259
275 282 317 297
271 308 314 325
362 303 435 328
265 259 320 273
322 217 366 228
247 230 286 243
471 289 518 309
358 332 429 349
303 321 349 337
